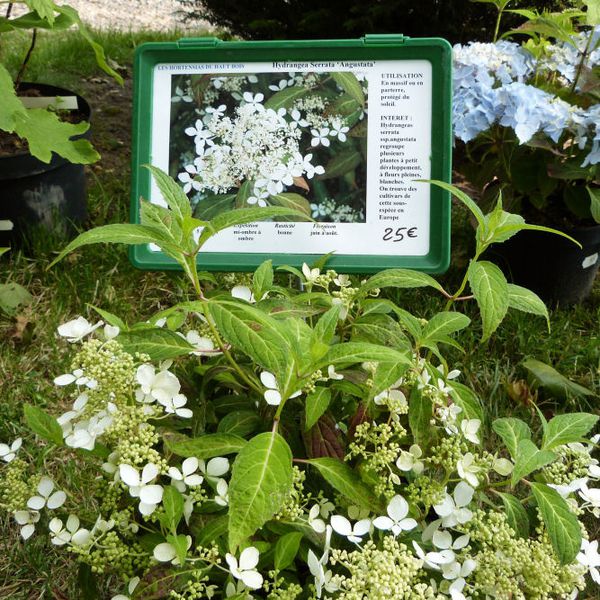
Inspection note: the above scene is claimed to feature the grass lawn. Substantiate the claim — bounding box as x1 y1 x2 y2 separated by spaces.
0 28 599 599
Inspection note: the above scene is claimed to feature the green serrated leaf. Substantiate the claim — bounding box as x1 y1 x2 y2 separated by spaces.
191 514 229 546
228 432 293 551
511 439 556 485
319 150 362 180
24 404 63 446
319 342 410 370
449 382 484 423
308 457 382 511
0 64 26 131
305 388 332 431
49 223 182 268
507 284 549 326
164 433 247 458
145 165 192 222
161 486 185 533
118 328 194 361
274 532 303 571
426 179 485 229
586 186 600 224
13 108 98 164
498 492 530 538
207 299 291 374
542 413 599 450
361 269 443 295
492 418 531 461
87 305 127 330
421 312 471 342
252 260 274 302
468 260 509 341
313 304 341 347
531 482 581 564
217 410 261 437
331 72 365 106
522 358 595 399
408 388 433 448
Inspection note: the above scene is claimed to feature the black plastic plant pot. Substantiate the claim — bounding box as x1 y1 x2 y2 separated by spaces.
486 224 600 305
0 83 90 249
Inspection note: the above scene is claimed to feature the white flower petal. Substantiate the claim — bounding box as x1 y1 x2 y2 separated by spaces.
27 496 46 511
260 371 278 389
373 516 393 531
141 463 159 484
140 485 163 505
239 546 260 570
119 464 141 487
264 389 281 405
331 515 352 537
47 491 66 510
206 457 229 477
154 542 177 562
387 495 409 521
71 529 92 546
240 570 263 590
21 524 35 540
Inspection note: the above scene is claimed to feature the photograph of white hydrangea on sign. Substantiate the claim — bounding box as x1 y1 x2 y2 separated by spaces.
132 37 452 272
168 71 368 224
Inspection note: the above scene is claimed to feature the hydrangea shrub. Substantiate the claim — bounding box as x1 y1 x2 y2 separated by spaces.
1 171 599 599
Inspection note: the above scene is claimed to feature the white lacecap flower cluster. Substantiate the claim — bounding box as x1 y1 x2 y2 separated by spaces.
177 83 354 206
452 31 600 166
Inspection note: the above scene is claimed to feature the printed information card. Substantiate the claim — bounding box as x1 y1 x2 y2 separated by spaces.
149 59 433 256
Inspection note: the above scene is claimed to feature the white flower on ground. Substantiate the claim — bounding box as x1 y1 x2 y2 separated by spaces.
119 463 163 515
0 437 22 463
57 316 103 342
330 515 371 544
153 537 192 565
27 477 66 511
307 549 339 598
576 539 600 584
214 478 229 506
460 419 481 444
49 515 91 546
168 458 204 492
111 576 140 600
457 452 481 487
231 285 256 303
159 393 193 419
396 444 425 475
226 546 263 589
373 495 417 536
433 482 475 527
260 371 301 406
135 364 181 404
14 510 40 540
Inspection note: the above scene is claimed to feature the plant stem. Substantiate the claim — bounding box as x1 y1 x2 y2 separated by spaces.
5 1 13 18
15 28 37 90
570 29 594 95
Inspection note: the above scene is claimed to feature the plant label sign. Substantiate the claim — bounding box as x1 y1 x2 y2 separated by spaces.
131 35 452 272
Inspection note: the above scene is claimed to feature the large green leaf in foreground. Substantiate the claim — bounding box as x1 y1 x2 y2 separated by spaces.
228 432 293 551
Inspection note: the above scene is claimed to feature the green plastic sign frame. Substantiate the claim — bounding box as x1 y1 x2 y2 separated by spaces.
131 34 452 273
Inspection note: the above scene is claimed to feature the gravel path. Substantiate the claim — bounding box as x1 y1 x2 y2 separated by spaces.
15 0 210 31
